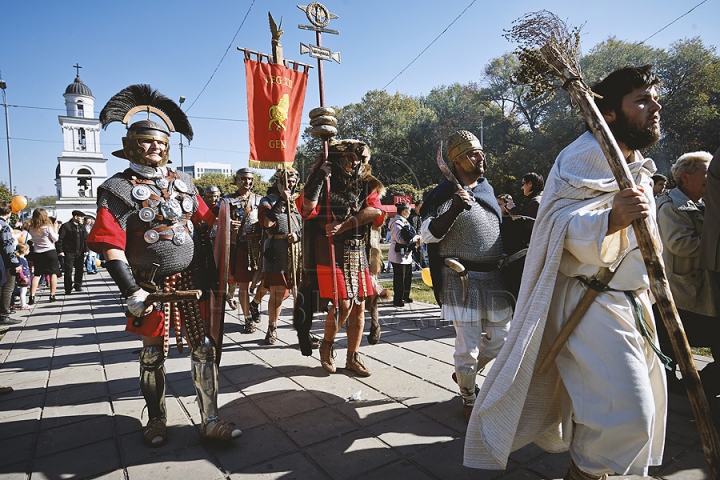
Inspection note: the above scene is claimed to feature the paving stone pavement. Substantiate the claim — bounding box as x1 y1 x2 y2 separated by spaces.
0 270 712 479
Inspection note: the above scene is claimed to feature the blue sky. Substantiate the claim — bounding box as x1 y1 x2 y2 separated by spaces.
0 0 717 198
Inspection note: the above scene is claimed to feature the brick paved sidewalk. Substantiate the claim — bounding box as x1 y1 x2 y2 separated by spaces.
0 271 711 479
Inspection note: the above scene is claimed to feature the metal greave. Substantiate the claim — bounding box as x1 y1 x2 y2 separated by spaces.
190 336 219 423
139 346 167 422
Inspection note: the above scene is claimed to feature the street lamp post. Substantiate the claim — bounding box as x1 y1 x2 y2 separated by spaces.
178 96 186 173
0 79 13 194
479 109 485 149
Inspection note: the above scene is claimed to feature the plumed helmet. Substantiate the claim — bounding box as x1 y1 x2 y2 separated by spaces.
100 84 192 167
447 130 482 165
203 185 221 196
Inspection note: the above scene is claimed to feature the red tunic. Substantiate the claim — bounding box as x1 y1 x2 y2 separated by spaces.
300 190 384 300
87 194 214 338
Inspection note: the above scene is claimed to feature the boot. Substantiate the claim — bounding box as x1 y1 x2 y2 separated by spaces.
265 324 277 345
139 346 168 447
319 340 336 373
191 338 242 441
456 372 478 422
345 351 371 377
564 459 608 480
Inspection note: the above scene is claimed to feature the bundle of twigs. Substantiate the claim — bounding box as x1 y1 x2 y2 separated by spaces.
506 10 720 477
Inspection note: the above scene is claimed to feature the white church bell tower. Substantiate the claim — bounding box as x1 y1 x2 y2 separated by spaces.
54 65 108 222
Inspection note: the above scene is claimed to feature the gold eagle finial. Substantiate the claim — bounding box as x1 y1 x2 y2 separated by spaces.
269 12 284 42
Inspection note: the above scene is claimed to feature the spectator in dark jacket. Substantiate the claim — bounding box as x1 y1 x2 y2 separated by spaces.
518 172 544 218
57 210 88 295
0 203 22 326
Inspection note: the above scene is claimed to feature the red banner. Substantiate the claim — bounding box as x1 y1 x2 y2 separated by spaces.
245 58 308 169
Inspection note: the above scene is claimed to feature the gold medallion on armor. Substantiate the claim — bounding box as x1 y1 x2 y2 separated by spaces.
132 185 151 201
139 207 155 222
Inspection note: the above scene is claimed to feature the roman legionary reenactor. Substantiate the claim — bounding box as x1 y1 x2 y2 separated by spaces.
87 85 241 447
202 185 222 212
222 168 267 331
257 167 302 345
298 139 385 376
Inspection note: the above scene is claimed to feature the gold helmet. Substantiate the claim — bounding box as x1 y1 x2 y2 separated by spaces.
447 130 482 173
100 85 193 167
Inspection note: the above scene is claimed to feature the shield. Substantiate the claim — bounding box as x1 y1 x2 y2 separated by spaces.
210 198 231 364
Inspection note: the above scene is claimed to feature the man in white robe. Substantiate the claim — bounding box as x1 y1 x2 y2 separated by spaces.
464 65 667 479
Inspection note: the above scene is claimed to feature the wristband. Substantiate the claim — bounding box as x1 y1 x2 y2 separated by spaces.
303 170 327 202
105 259 142 298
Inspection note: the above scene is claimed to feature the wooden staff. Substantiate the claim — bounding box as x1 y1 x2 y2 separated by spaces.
505 11 720 475
145 290 202 306
283 169 299 307
536 267 615 375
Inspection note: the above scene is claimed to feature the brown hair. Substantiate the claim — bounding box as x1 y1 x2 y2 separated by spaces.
16 243 29 255
30 208 53 230
0 203 11 216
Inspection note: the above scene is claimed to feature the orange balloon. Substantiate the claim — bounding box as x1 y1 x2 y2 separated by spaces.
10 195 27 213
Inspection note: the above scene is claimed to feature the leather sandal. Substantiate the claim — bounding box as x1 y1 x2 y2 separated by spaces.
249 301 261 323
226 298 238 310
244 318 256 334
201 418 242 441
265 325 277 345
143 418 167 447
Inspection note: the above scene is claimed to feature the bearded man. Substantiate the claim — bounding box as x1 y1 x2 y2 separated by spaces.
465 66 667 479
298 140 385 376
420 130 513 421
87 85 241 447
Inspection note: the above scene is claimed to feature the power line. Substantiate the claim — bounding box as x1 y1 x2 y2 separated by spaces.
3 104 64 112
641 0 707 44
185 0 256 112
381 0 478 90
